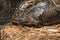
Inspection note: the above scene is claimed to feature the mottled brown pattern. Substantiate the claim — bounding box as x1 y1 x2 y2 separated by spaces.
12 0 60 26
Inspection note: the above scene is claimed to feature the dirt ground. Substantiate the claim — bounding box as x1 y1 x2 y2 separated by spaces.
1 23 60 40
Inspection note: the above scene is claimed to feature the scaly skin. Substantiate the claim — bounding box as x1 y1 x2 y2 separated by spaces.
12 0 60 26
1 0 59 26
39 6 60 26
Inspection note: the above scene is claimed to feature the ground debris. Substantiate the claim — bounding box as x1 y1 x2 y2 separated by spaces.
1 24 60 40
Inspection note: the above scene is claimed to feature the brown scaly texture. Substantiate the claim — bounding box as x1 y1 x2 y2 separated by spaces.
12 0 60 26
39 6 60 25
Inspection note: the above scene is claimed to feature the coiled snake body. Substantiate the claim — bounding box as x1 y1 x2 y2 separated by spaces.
0 0 60 26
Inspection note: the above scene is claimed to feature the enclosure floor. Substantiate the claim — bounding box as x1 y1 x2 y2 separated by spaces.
1 23 60 40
